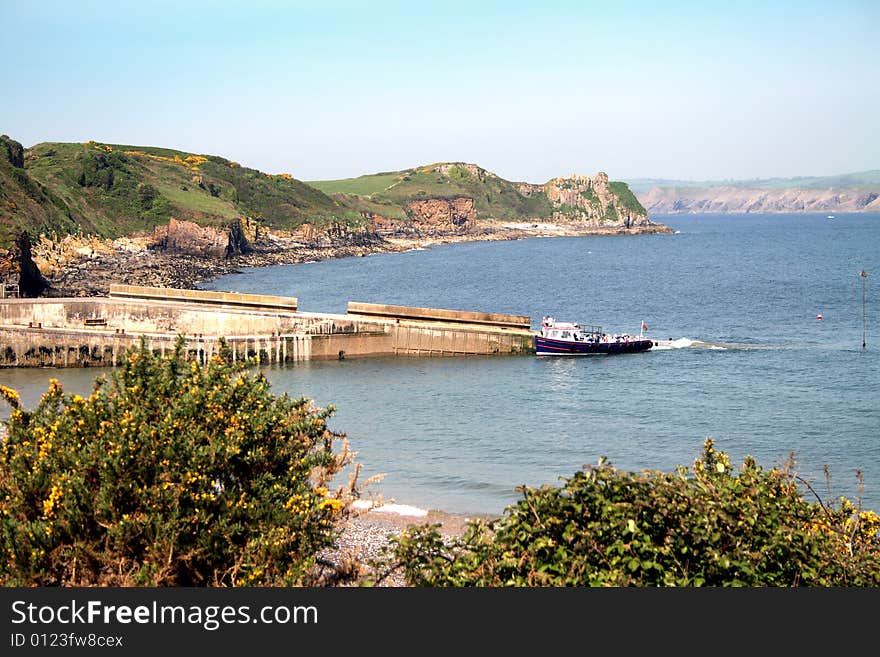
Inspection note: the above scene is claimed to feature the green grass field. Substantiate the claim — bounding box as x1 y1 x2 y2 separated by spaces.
307 173 401 196
155 182 240 221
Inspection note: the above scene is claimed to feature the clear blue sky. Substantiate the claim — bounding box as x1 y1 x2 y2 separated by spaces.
1 0 877 183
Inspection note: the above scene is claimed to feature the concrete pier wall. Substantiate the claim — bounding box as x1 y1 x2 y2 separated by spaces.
0 289 536 368
392 324 532 355
108 284 299 311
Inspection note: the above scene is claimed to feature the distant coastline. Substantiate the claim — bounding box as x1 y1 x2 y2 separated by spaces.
631 170 880 214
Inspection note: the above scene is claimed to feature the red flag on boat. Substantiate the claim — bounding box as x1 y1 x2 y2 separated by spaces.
641 322 648 331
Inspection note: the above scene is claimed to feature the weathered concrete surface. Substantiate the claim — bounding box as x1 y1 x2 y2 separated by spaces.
0 298 307 336
109 284 298 311
347 301 531 330
392 323 532 356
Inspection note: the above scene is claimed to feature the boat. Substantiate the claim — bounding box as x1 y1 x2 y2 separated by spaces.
535 316 653 356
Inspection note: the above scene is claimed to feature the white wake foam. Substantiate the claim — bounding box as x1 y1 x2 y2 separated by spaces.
652 337 694 350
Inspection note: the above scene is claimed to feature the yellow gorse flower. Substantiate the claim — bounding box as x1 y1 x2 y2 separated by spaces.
42 484 63 519
318 498 343 514
0 385 21 409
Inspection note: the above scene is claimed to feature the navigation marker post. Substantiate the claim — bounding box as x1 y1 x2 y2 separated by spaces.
859 269 868 350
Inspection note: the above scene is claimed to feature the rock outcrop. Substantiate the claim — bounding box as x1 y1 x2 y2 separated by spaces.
292 221 384 248
431 163 487 181
403 198 476 233
519 172 652 228
154 217 252 258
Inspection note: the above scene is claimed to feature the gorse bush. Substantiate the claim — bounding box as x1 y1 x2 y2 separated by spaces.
385 440 880 586
0 338 359 586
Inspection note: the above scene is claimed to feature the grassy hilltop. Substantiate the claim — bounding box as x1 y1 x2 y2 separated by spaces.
310 162 554 222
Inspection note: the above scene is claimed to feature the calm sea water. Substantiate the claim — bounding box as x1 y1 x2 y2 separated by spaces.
3 213 879 516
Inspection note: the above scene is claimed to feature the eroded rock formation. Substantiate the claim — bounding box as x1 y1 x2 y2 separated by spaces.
292 221 383 248
154 217 252 258
517 172 653 228
404 197 477 232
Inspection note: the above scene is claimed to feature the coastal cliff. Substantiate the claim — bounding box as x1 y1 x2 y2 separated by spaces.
630 170 880 214
637 186 880 214
518 171 651 229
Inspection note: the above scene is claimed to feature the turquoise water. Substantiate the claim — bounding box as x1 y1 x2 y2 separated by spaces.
3 213 879 515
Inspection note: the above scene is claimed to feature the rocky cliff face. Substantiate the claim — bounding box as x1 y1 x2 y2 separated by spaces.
404 198 477 232
292 221 383 248
358 198 477 236
154 217 252 257
638 186 880 213
519 172 651 228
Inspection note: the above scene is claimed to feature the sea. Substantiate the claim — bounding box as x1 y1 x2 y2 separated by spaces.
2 213 878 516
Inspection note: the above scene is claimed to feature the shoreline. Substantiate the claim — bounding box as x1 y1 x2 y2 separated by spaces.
36 220 672 298
322 499 495 587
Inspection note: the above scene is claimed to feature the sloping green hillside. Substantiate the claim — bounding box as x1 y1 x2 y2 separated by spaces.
0 136 78 246
309 172 401 196
19 141 351 243
310 162 553 222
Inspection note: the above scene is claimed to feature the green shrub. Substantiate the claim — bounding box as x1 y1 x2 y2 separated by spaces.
0 338 358 586
384 439 880 586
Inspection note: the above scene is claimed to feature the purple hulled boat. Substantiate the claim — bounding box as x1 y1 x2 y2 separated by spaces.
535 316 653 356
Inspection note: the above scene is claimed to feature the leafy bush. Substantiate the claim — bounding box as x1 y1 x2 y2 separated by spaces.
384 439 880 586
0 338 359 586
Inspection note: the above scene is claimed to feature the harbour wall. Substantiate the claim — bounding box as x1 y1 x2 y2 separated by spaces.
0 286 535 367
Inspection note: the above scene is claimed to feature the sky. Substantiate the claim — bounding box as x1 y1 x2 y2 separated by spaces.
1 0 878 183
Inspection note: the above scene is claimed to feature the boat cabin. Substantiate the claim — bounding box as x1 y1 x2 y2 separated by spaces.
540 317 603 342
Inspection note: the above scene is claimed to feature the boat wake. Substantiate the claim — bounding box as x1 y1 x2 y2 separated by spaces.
652 338 738 351
652 338 793 351
651 337 698 350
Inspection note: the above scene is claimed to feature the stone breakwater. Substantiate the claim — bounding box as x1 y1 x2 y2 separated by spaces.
30 219 672 298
